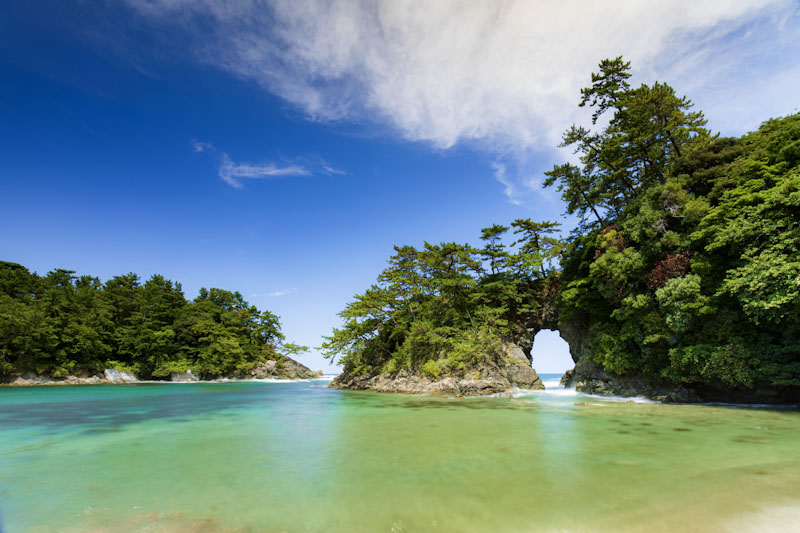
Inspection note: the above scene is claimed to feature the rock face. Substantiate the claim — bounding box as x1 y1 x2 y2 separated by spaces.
170 371 199 382
561 358 699 403
248 356 323 380
331 342 544 396
250 360 278 378
103 369 138 383
3 370 131 386
276 357 322 379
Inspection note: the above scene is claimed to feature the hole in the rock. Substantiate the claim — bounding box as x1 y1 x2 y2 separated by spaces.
530 329 574 386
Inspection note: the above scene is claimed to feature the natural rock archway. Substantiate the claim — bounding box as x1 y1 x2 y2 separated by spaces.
506 277 589 369
509 281 697 402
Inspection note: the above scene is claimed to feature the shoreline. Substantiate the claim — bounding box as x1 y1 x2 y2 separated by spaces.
0 374 335 387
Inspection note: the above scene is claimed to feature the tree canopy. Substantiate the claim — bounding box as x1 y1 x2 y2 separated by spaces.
321 220 561 378
552 59 800 393
328 58 800 398
0 264 303 379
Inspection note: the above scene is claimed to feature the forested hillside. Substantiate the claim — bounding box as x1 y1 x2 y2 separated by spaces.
0 262 304 379
551 59 800 397
321 220 561 379
328 58 800 400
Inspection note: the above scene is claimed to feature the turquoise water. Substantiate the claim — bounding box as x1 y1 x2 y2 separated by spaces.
1 375 800 532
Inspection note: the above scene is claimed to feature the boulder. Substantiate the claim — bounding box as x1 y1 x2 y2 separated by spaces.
170 371 199 382
251 360 278 378
504 343 530 364
6 373 40 385
103 369 138 383
561 358 699 402
504 363 544 389
275 357 317 380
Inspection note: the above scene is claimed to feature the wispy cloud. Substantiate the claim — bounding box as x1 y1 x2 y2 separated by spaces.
492 161 558 207
491 162 521 207
126 1 798 203
251 288 297 298
192 140 213 153
192 140 344 189
218 153 309 189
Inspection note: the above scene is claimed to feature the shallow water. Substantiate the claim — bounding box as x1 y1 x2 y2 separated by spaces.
1 375 799 532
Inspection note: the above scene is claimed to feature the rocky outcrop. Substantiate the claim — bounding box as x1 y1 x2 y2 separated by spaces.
104 368 138 383
170 371 199 382
560 357 800 404
250 360 277 378
3 371 127 386
247 357 324 380
2 357 325 386
561 358 700 403
276 357 324 379
331 343 544 396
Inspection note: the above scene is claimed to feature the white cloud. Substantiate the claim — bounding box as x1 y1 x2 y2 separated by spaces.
267 290 293 297
491 162 521 206
129 0 798 200
192 140 344 188
251 289 296 297
191 140 213 153
218 153 309 189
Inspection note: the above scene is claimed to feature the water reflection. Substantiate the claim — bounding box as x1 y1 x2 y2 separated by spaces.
1 382 800 532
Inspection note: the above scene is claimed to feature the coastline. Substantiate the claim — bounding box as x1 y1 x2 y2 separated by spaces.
0 374 333 387
1 357 327 387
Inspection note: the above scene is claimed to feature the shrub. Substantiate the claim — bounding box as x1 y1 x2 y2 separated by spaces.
422 359 441 380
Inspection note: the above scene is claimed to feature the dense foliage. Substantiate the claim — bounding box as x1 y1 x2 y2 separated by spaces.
549 58 800 393
321 220 561 376
328 57 800 396
0 263 303 379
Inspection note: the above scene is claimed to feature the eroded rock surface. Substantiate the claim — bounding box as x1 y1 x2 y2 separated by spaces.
248 357 323 380
561 358 699 403
331 343 544 396
170 371 199 382
103 369 138 383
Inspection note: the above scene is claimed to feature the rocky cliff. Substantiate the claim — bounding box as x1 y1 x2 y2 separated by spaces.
247 357 324 380
331 343 544 396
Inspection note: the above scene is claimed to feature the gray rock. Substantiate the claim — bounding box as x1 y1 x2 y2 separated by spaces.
251 360 278 378
561 358 699 402
103 369 138 383
331 341 545 396
170 371 199 382
275 357 317 380
504 363 544 389
504 343 530 364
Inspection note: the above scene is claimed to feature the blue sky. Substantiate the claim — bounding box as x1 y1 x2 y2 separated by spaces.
2 1 799 373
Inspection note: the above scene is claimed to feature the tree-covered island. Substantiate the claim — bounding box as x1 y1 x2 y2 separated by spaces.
325 58 800 403
0 263 319 384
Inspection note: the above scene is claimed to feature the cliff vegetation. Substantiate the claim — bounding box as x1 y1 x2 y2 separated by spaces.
327 58 800 401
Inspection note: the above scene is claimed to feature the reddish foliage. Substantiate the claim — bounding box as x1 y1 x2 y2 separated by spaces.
599 224 618 234
594 225 626 259
647 252 691 290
